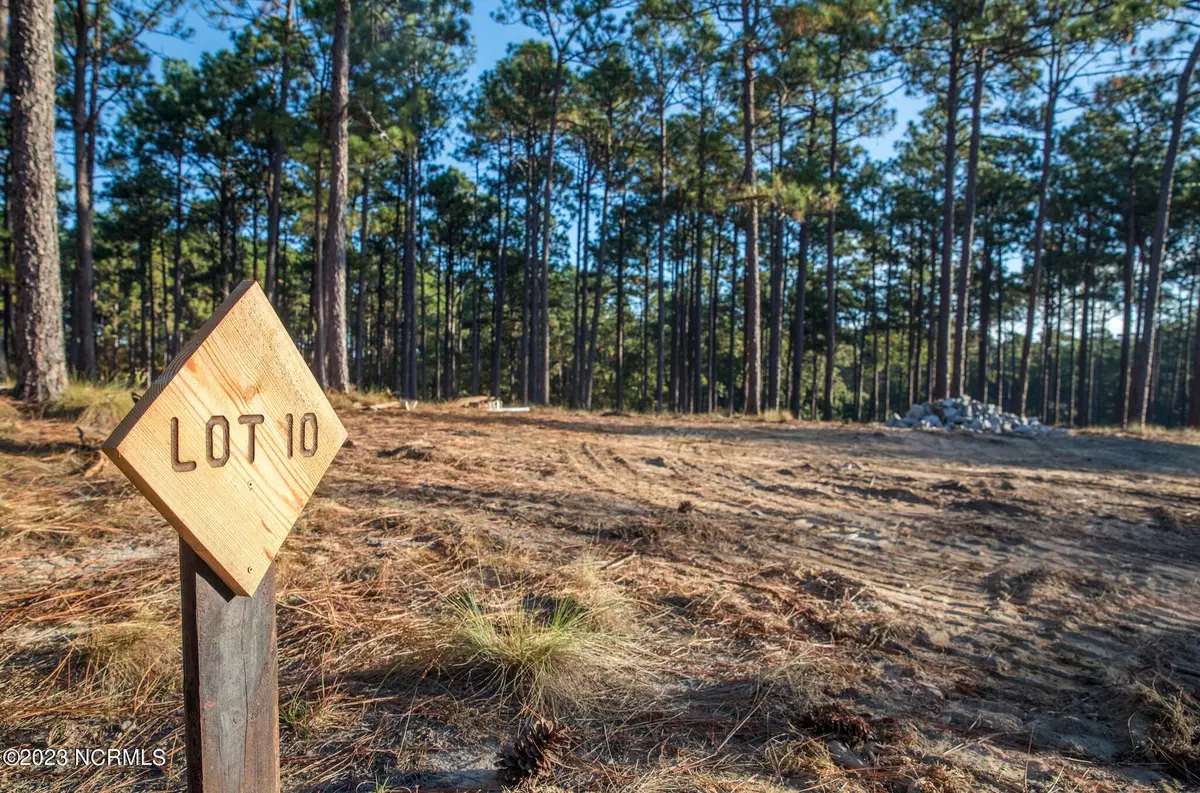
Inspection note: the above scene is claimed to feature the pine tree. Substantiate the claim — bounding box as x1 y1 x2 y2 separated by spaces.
10 0 67 402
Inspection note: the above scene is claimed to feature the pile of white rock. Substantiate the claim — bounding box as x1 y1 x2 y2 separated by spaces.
886 396 1068 437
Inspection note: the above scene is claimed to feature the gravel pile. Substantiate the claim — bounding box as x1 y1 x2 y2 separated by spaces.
886 396 1068 437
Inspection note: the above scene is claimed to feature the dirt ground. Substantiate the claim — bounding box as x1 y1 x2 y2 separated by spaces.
2 396 1200 792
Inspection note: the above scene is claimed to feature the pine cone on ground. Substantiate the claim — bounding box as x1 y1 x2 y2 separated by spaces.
799 703 874 746
495 719 570 788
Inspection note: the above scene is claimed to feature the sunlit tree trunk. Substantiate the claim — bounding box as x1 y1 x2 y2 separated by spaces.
953 45 983 398
740 0 762 415
70 0 96 379
1130 35 1200 425
312 143 326 385
322 0 350 393
767 104 784 411
11 0 67 402
585 153 611 410
535 55 566 405
935 20 959 401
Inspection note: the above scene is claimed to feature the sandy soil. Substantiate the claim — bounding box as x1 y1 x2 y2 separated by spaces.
2 399 1199 792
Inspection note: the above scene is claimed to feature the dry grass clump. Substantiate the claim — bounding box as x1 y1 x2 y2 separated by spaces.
46 379 134 431
446 526 534 578
553 559 637 632
281 684 352 740
760 650 828 712
438 588 654 714
77 620 179 692
904 764 974 792
1127 677 1200 783
761 736 839 779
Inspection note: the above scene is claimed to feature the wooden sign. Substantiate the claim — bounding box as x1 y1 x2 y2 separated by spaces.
103 280 347 596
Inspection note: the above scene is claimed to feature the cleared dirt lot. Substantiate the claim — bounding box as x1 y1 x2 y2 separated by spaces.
2 398 1199 792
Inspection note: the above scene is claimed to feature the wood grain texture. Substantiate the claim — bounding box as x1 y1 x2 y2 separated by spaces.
103 281 346 595
181 540 278 793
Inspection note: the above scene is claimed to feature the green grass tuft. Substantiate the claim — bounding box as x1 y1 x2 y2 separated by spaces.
48 379 135 431
441 589 652 715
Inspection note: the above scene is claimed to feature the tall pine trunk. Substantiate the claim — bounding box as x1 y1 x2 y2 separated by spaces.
728 223 738 415
491 137 512 398
977 235 993 402
823 92 840 421
264 0 292 303
935 21 959 401
171 152 184 356
767 109 784 411
354 170 369 385
1190 284 1200 426
740 0 762 415
1076 219 1093 427
616 196 628 412
953 45 984 398
1016 53 1058 416
322 0 350 393
404 155 419 397
11 0 67 402
535 57 566 405
883 221 894 416
585 156 611 410
789 219 808 418
707 215 720 412
655 96 667 412
312 143 326 384
1130 35 1200 425
1118 169 1137 425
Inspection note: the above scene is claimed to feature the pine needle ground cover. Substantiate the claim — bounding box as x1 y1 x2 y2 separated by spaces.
2 397 1200 792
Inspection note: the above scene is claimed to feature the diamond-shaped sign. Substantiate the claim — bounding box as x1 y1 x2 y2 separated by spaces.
103 281 346 596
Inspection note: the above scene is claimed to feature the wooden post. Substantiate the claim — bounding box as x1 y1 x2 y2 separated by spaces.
181 540 279 793
103 282 345 790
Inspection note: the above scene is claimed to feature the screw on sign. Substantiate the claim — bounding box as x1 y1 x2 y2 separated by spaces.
103 281 346 793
